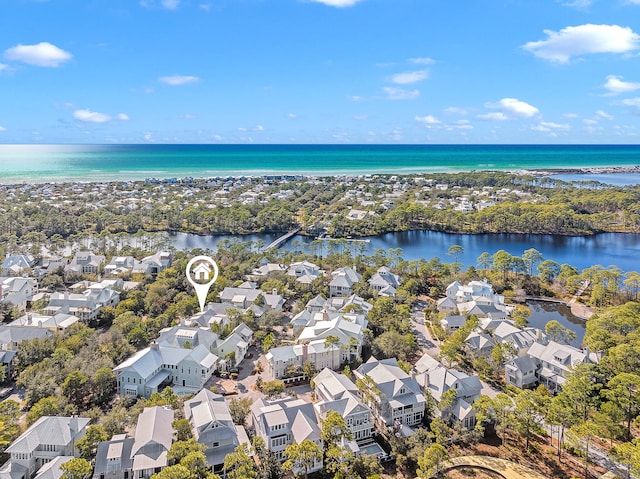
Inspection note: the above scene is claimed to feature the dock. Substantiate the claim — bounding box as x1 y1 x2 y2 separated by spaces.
264 227 301 250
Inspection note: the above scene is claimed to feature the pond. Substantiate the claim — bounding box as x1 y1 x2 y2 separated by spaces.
524 300 585 347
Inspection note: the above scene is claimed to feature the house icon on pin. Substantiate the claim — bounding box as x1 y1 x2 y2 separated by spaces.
192 262 212 281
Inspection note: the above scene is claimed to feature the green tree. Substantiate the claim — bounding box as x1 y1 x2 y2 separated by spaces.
544 320 576 344
26 396 67 425
538 259 560 283
229 397 253 426
320 410 353 451
602 372 640 441
569 420 600 479
75 425 108 461
62 370 89 408
522 248 543 277
447 245 464 272
150 465 195 479
262 332 275 352
168 439 206 465
91 367 115 407
512 389 548 450
477 251 492 272
60 458 92 479
224 444 257 479
283 440 322 479
417 443 449 479
0 400 21 454
547 393 578 460
261 380 285 399
172 418 193 441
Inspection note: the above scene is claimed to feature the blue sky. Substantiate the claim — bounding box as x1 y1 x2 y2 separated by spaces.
1 0 640 144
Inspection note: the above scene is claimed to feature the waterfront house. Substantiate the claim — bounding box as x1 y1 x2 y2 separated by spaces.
368 266 401 297
329 267 361 298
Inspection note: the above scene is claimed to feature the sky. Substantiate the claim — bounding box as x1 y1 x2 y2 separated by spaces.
1 0 640 144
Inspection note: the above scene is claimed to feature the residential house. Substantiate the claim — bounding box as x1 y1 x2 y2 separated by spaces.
32 456 75 479
413 354 482 430
131 407 174 479
10 313 78 332
133 252 172 276
251 397 323 471
92 435 134 479
329 267 361 298
1 255 36 276
104 257 136 276
354 357 426 432
246 263 287 281
113 342 218 398
266 313 366 379
440 315 466 333
286 261 324 285
0 416 90 479
504 356 538 389
0 350 16 380
368 266 401 297
509 340 600 393
219 283 285 314
44 281 120 323
0 326 53 352
438 279 509 317
184 389 249 472
313 368 373 442
64 252 105 276
0 277 37 311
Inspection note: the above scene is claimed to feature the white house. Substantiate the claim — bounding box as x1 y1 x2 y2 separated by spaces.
1 255 36 276
0 277 37 311
183 389 250 472
368 266 401 297
10 313 78 332
413 354 482 430
0 416 90 479
329 267 361 298
313 368 373 442
65 252 105 275
131 407 174 479
251 397 323 470
266 313 365 379
113 342 218 398
219 284 285 313
44 281 120 323
286 261 324 285
354 357 426 432
92 435 134 479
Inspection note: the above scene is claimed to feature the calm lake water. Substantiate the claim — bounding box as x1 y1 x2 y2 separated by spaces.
524 300 585 345
165 230 640 273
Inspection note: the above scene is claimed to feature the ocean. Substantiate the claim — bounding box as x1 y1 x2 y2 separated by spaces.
1 144 640 183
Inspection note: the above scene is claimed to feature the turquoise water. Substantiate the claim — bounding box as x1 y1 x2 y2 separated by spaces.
1 144 640 183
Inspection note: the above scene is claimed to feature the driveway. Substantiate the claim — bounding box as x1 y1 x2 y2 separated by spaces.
411 301 440 358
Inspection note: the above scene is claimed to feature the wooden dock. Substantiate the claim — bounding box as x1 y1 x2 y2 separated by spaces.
264 227 301 250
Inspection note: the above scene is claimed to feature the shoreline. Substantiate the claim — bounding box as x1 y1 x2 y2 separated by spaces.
1 165 640 186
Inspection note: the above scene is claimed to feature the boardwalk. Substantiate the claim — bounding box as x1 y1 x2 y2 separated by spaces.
263 227 301 250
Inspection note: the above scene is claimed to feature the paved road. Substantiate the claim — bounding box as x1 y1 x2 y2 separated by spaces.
411 301 440 358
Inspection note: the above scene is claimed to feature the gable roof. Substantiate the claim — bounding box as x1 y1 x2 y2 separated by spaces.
6 416 90 454
132 407 174 456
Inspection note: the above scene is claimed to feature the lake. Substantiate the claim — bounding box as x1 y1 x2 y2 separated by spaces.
164 230 640 273
524 300 585 346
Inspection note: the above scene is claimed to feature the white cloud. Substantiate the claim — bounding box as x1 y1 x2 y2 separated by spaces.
596 109 614 120
354 115 368 120
484 98 540 119
308 0 364 7
287 113 297 118
200 4 211 11
603 75 640 94
583 118 599 125
622 97 640 113
0 63 9 73
350 95 365 102
144 132 153 141
162 0 179 9
415 115 441 125
383 87 420 100
73 109 112 123
560 0 591 7
477 112 509 121
531 121 571 132
179 113 196 119
627 0 640 4
522 24 640 63
564 112 580 118
117 113 130 121
0 126 6 132
390 70 428 85
159 75 199 85
444 107 470 115
409 57 435 65
253 125 265 131
4 42 72 67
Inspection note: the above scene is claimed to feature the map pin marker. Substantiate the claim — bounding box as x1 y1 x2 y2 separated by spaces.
186 255 219 313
